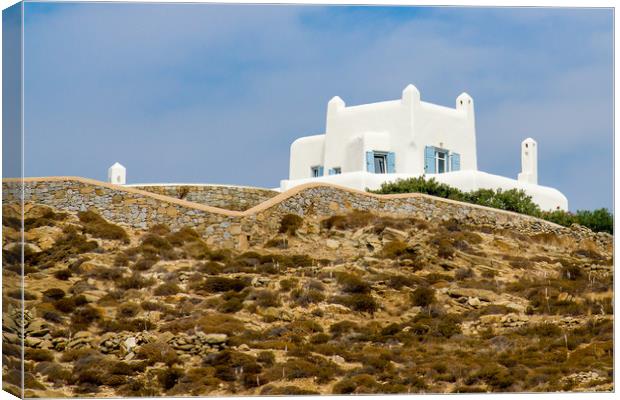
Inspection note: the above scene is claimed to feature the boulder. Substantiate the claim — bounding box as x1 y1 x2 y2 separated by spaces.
26 319 49 337
123 336 137 352
467 297 481 308
203 334 228 345
382 227 408 241
325 239 340 250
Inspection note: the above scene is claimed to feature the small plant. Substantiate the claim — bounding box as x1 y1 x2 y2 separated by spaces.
71 305 102 330
337 272 371 294
455 267 475 281
25 348 54 362
411 286 435 307
334 293 378 315
202 277 248 293
136 342 179 366
77 210 129 242
42 288 66 301
118 272 156 290
278 214 303 235
154 282 181 296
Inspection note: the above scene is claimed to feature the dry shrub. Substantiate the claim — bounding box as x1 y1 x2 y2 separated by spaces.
337 272 371 294
183 241 210 259
162 313 244 335
116 302 141 318
167 227 201 246
132 256 159 271
34 361 72 383
154 282 181 296
71 305 102 330
260 385 319 395
278 213 304 235
202 277 247 293
333 293 378 315
454 267 475 281
42 288 66 301
199 261 224 275
25 348 54 362
136 341 179 366
264 236 288 249
249 289 281 308
380 240 418 259
149 223 171 236
118 272 156 290
330 320 359 338
78 210 129 242
291 288 325 307
410 286 435 307
279 278 298 292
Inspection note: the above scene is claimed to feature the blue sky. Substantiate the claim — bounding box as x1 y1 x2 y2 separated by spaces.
15 3 614 211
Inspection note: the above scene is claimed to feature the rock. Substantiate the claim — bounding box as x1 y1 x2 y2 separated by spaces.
325 239 340 250
322 304 351 314
73 331 92 339
26 319 49 337
468 297 481 308
261 307 293 321
447 287 497 303
557 292 573 302
238 344 250 352
25 337 43 347
202 334 228 345
123 337 137 352
158 331 175 343
25 226 63 250
332 355 346 364
382 227 408 241
80 290 107 303
3 332 19 344
39 340 53 350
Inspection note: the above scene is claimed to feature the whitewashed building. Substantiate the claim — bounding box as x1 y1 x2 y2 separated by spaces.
280 84 568 211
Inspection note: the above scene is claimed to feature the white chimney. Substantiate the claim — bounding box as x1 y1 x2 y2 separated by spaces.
108 162 126 185
517 138 537 185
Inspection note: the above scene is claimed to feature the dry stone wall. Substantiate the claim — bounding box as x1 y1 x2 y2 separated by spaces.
3 177 589 249
129 184 278 211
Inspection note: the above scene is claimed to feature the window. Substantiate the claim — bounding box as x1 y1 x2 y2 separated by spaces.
311 166 323 177
435 150 447 173
425 146 460 174
374 153 387 173
329 167 342 175
366 151 395 173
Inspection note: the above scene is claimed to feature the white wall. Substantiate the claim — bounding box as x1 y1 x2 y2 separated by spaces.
289 134 325 180
288 84 477 179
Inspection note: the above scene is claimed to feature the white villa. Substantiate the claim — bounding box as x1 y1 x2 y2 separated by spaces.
280 84 568 211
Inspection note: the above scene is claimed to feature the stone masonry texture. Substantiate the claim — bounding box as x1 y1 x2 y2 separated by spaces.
2 177 605 249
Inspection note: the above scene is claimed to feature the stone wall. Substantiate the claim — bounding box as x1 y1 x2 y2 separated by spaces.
128 184 278 211
3 177 592 250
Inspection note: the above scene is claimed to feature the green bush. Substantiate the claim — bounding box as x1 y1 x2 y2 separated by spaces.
370 176 613 233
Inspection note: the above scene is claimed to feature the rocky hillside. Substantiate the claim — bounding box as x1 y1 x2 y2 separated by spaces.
2 203 613 397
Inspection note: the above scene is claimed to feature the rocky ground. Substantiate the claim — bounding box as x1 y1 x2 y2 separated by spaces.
2 203 614 397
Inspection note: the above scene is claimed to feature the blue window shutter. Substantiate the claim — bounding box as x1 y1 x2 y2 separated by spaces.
424 146 435 173
318 166 324 176
366 151 375 173
387 152 396 173
328 168 335 175
450 153 461 171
